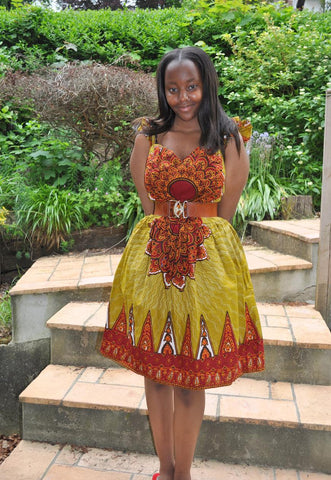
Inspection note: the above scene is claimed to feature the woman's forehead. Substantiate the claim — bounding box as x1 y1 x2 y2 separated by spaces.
164 59 201 83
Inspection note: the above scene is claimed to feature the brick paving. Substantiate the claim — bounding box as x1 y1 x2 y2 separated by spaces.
1 440 330 480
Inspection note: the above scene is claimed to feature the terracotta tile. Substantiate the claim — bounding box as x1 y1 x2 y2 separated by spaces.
47 302 101 329
56 261 84 268
261 326 293 345
192 458 274 479
78 276 113 287
84 254 111 264
204 393 219 420
10 282 53 295
63 382 145 411
271 382 293 401
294 384 331 430
275 468 301 479
86 303 108 330
289 316 331 348
257 303 285 316
19 365 82 405
284 304 322 319
133 476 154 480
81 266 112 277
58 255 84 263
110 254 122 273
79 367 105 383
220 396 298 427
54 445 83 466
210 377 270 399
50 273 81 282
34 256 61 265
78 448 158 475
44 464 131 479
245 254 277 273
139 394 148 414
258 315 267 327
0 440 60 480
39 280 79 292
25 268 52 275
260 253 311 271
265 315 289 328
100 368 145 387
299 473 331 479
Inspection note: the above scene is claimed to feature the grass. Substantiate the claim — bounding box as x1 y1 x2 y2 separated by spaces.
0 289 12 345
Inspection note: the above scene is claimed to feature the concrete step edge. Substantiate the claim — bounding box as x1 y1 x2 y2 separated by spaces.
249 220 320 244
19 364 331 433
46 301 331 351
10 248 312 297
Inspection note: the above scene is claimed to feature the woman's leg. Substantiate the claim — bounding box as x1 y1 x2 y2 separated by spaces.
173 388 205 480
144 378 175 480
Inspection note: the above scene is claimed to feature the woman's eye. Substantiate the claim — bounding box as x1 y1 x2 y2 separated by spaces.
188 84 197 91
168 87 177 93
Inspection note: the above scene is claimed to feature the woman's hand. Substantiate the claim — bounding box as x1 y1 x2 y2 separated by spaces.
130 134 154 216
217 135 249 223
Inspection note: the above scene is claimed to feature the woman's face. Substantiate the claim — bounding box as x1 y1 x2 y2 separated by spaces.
164 59 203 123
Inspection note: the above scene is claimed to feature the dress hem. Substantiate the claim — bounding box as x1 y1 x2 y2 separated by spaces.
100 329 265 391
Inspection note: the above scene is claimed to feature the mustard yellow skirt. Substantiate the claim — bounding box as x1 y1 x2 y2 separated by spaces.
100 215 264 390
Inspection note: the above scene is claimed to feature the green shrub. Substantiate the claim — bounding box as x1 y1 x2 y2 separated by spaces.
14 185 84 249
233 130 293 237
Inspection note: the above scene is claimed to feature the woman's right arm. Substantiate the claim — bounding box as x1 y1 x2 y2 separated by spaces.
130 133 154 216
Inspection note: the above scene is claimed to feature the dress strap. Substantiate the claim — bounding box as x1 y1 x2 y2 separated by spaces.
148 134 157 147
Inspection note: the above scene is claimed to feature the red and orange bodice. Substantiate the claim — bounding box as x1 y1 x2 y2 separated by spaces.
144 145 225 291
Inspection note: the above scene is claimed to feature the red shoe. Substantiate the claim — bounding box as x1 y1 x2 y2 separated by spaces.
152 474 160 480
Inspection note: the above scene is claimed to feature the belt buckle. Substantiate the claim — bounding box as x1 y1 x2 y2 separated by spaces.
170 200 188 219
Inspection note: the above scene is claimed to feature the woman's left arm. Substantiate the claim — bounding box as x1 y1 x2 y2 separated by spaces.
217 135 249 222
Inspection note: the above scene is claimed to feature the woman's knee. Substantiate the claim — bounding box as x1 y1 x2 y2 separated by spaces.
174 387 204 408
145 377 173 393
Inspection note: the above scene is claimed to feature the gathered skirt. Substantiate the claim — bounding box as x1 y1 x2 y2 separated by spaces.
100 215 264 390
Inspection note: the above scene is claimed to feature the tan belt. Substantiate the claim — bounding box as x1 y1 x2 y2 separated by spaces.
154 200 218 219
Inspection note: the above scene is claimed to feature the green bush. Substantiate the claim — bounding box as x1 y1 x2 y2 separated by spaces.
0 104 87 188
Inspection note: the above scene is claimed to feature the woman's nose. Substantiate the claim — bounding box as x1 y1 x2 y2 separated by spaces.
179 89 188 102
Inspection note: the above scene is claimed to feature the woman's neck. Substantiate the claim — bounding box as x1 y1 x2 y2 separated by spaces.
171 116 201 134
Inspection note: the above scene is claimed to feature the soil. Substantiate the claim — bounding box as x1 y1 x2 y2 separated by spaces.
0 435 21 465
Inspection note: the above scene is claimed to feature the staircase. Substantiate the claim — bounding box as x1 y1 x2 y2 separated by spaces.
1 218 331 479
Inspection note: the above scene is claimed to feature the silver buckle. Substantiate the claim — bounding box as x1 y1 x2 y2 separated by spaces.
170 200 188 219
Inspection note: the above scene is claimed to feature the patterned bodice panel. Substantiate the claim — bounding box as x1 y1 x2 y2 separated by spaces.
144 144 225 203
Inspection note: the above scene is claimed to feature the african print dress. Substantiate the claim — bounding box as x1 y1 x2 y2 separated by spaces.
100 121 265 390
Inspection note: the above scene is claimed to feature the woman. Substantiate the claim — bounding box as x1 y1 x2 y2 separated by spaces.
101 46 264 480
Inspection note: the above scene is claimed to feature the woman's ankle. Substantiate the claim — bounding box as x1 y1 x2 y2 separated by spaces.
173 470 191 480
159 461 175 480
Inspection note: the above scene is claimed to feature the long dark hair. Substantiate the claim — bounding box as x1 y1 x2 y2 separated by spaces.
142 46 241 156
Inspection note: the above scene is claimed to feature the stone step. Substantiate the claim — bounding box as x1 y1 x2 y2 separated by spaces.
249 218 320 263
1 440 331 480
18 365 331 474
245 245 314 302
10 248 314 344
47 301 331 385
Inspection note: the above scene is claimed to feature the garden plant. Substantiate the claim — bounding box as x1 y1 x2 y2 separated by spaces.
0 0 330 250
